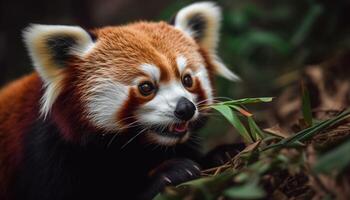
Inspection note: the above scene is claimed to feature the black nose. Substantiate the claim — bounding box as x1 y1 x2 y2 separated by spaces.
174 97 196 121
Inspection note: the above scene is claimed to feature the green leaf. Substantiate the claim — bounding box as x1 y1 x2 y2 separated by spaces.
263 110 350 151
248 117 258 141
220 97 274 106
224 182 266 199
212 105 252 142
301 82 313 127
229 105 253 117
248 116 265 140
314 139 350 174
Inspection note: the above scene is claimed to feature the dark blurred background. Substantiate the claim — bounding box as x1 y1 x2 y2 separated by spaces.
1 0 349 148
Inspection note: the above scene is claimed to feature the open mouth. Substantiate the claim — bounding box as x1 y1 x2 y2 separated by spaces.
151 122 190 138
146 122 191 146
169 122 189 135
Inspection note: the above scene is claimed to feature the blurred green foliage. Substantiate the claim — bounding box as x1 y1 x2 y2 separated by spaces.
158 0 350 146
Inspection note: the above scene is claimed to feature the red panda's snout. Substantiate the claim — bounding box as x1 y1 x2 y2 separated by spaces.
135 78 203 146
174 97 196 121
119 62 212 146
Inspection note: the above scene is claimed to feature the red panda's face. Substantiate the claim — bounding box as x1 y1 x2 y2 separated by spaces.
78 23 213 145
24 2 240 146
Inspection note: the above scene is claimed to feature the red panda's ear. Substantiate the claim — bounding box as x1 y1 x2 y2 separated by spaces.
23 24 95 116
23 24 94 83
172 2 240 81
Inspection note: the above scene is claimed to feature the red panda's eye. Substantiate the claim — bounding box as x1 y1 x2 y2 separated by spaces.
138 81 155 96
182 74 193 88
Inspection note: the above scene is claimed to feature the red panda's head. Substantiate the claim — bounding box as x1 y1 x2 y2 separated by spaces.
23 2 239 146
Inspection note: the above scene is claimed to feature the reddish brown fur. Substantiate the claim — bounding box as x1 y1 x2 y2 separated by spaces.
75 22 211 127
82 22 202 85
0 21 216 199
117 87 150 127
50 61 99 141
0 73 42 198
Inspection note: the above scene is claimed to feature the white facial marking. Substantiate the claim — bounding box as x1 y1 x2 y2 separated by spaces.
85 78 129 131
140 63 160 82
137 81 197 125
193 64 213 105
176 55 187 73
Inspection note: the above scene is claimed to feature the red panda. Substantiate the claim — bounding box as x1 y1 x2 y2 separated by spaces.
0 2 240 200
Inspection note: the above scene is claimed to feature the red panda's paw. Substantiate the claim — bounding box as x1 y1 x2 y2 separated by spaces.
139 158 201 200
150 158 201 185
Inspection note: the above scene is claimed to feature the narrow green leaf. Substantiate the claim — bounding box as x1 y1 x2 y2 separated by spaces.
220 97 274 105
229 105 253 117
263 110 350 151
224 182 266 199
212 105 252 142
287 110 350 143
248 117 258 141
314 139 350 174
248 116 264 140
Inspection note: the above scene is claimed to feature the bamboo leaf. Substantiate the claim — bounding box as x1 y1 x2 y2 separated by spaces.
220 97 274 105
212 105 252 142
229 105 253 117
248 116 265 139
263 110 350 151
248 117 258 141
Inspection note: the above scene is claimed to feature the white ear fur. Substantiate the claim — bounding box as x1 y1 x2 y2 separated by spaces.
174 2 220 52
212 56 241 81
174 2 240 81
23 24 95 117
23 24 94 83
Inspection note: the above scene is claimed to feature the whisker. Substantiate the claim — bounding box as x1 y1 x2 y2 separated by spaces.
113 115 139 127
118 119 142 130
121 128 148 149
106 119 143 147
107 133 119 147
